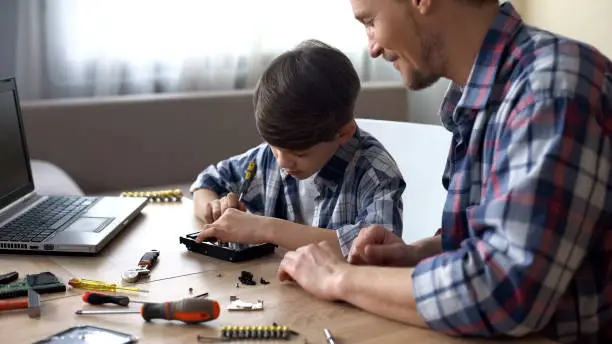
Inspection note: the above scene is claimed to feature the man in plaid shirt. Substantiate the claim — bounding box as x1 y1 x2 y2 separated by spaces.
192 39 405 256
278 1 612 342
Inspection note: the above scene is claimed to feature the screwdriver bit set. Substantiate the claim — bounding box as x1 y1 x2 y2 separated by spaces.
197 325 299 341
119 189 183 203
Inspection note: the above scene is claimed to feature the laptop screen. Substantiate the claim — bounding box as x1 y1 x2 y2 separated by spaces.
0 78 34 210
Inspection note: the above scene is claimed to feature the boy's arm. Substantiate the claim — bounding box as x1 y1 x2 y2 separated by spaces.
197 209 343 251
197 155 404 254
266 218 342 253
262 170 405 256
191 144 266 222
335 169 406 257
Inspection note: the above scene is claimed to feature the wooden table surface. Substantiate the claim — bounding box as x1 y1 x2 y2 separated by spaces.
0 201 556 344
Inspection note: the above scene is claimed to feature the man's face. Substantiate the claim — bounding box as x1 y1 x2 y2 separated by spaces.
350 0 444 90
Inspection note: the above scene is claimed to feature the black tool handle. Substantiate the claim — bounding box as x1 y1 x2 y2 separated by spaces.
82 292 130 306
140 298 220 324
138 250 160 269
0 271 18 285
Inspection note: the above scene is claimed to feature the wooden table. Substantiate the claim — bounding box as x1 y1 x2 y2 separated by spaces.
0 201 555 344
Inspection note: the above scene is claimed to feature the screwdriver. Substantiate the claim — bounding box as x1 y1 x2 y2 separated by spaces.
75 297 220 324
69 278 149 293
82 292 146 307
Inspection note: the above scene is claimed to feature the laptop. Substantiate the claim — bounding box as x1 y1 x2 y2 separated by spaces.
0 77 148 254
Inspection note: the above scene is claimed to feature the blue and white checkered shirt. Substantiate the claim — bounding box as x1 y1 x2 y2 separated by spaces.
190 126 405 255
412 3 612 343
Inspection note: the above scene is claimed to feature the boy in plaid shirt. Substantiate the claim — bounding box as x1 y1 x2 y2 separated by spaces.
191 39 405 256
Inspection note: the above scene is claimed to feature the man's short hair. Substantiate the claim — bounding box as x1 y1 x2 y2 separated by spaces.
253 39 361 151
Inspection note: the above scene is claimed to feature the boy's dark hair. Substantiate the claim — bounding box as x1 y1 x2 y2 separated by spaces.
253 39 361 151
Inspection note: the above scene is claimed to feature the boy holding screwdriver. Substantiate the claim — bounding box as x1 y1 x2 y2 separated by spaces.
191 39 405 257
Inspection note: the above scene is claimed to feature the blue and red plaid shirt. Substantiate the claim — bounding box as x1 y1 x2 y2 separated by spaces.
412 3 612 343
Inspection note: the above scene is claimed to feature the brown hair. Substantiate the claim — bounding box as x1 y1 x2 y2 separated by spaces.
253 39 360 151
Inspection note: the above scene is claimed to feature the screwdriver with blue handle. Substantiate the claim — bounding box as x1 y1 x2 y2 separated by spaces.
76 296 220 324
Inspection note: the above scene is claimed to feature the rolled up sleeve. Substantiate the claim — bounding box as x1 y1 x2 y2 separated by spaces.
336 170 405 256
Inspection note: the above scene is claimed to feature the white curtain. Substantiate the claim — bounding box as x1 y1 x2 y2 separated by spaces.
16 0 400 100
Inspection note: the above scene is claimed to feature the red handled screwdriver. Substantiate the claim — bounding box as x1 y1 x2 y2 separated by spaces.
82 292 146 307
76 297 220 324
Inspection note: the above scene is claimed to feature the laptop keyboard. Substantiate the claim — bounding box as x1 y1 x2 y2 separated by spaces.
0 196 99 243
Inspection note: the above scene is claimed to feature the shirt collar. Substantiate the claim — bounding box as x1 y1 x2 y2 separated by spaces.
279 126 361 191
456 2 523 111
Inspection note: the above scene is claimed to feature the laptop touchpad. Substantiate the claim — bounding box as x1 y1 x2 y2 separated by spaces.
63 217 113 233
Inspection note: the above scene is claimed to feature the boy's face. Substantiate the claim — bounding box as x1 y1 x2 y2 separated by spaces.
271 121 356 180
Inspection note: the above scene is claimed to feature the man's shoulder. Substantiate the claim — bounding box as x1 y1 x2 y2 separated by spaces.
511 25 612 101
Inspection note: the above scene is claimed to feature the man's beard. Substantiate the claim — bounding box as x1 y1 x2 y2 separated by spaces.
405 34 444 91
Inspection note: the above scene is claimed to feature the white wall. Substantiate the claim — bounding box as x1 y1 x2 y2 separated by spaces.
513 0 612 59
407 79 450 125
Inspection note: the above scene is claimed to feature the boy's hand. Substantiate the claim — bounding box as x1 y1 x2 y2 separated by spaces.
202 192 247 224
348 225 420 267
196 208 269 244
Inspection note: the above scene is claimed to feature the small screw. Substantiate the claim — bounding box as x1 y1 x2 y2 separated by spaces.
188 287 193 294
235 283 240 288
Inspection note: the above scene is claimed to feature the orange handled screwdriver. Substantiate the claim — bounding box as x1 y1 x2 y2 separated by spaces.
75 297 220 324
82 292 146 307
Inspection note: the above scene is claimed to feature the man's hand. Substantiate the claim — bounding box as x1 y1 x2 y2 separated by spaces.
196 208 269 244
201 192 247 224
348 225 420 267
277 241 349 301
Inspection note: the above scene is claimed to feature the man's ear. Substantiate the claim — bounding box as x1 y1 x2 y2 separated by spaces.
337 121 357 144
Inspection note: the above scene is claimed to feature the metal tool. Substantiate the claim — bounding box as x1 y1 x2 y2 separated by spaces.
82 292 146 307
120 189 183 202
0 289 40 318
69 278 149 293
121 266 151 283
324 328 336 344
227 296 263 311
75 297 220 324
197 325 299 342
122 249 159 283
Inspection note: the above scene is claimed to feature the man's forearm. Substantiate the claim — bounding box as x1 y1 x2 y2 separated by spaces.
335 265 428 328
193 189 218 222
266 218 342 254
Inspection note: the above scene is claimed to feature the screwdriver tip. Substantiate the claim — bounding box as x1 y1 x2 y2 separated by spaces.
75 310 83 315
